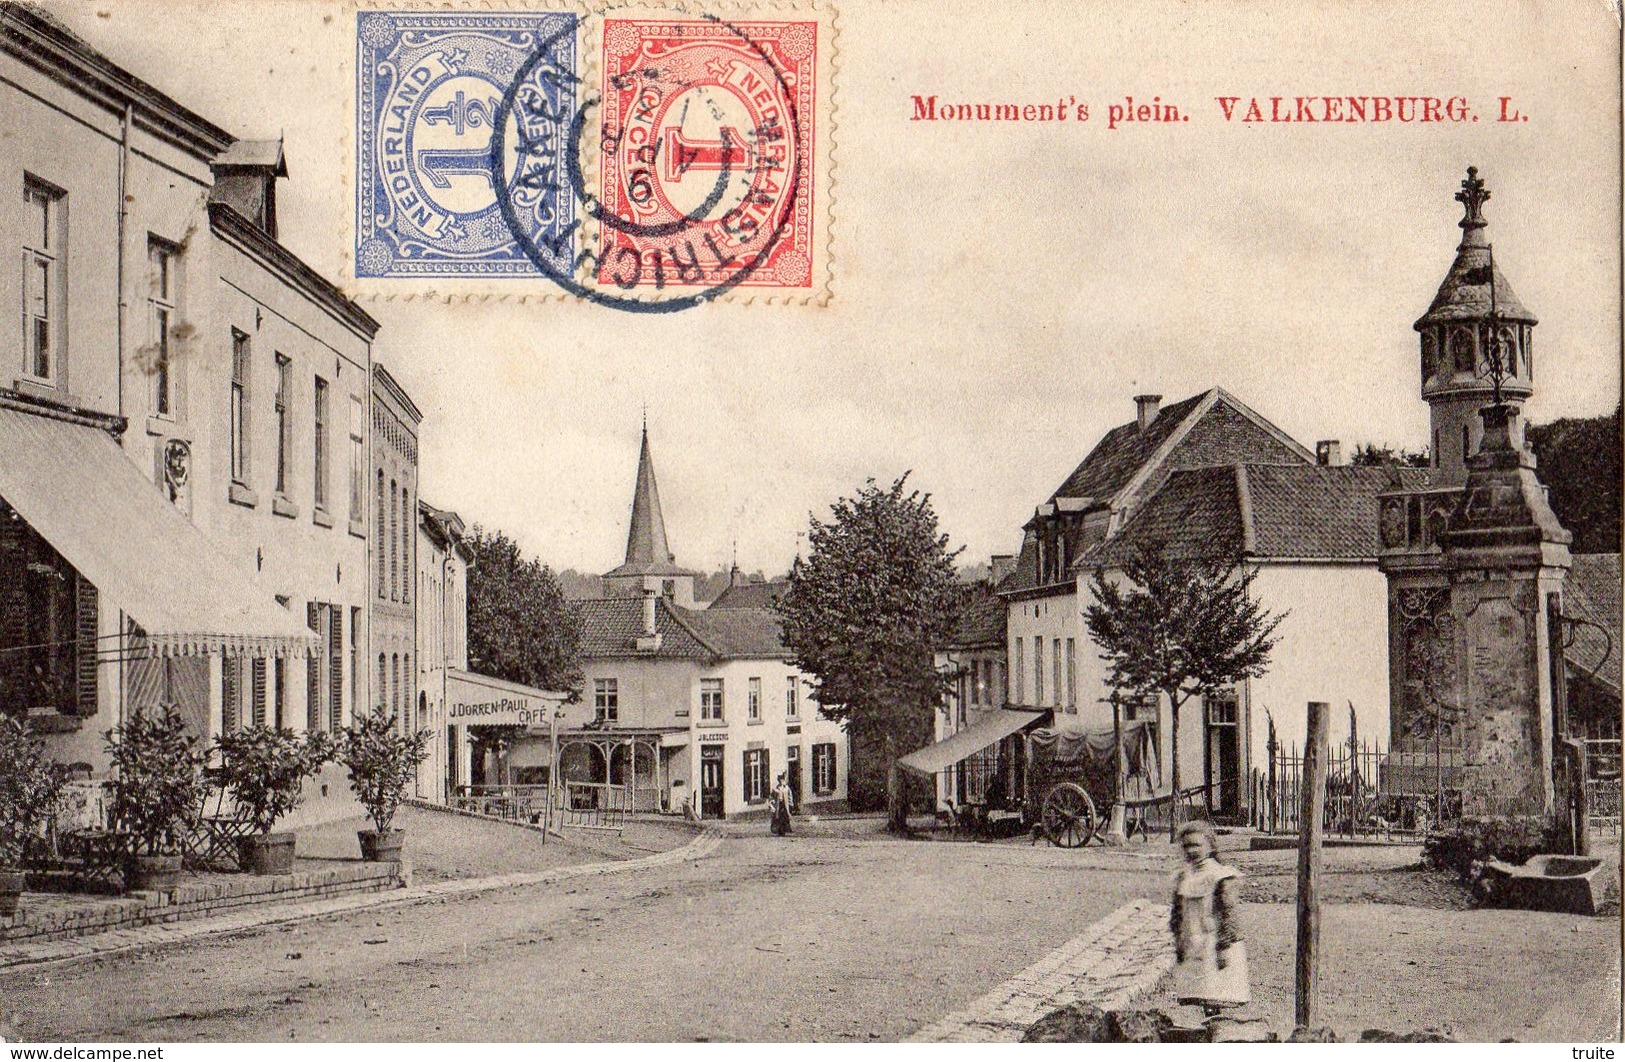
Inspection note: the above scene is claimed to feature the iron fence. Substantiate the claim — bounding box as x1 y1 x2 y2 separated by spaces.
1251 739 1465 839
1583 739 1621 837
451 782 629 831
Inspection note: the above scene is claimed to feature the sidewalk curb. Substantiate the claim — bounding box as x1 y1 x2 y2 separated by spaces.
907 897 1175 1043
0 827 724 976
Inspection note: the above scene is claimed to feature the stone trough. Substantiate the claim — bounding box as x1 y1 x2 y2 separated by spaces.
1483 854 1610 915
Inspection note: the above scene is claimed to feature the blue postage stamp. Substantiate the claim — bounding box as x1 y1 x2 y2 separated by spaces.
355 11 577 280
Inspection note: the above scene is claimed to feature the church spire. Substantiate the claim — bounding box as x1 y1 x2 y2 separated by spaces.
603 419 699 605
623 421 674 569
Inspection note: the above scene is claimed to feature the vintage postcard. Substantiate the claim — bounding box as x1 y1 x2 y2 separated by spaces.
0 0 1618 1048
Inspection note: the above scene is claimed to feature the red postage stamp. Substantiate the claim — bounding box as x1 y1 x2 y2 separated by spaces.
595 15 827 296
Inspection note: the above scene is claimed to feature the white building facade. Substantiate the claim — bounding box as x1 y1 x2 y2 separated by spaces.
0 5 379 826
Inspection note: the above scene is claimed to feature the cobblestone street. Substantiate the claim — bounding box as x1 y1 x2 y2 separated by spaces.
1 826 1617 1042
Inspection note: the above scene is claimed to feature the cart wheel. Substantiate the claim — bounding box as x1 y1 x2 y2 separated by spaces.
1041 782 1097 848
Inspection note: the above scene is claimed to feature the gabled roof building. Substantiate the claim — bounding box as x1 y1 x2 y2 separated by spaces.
504 427 849 818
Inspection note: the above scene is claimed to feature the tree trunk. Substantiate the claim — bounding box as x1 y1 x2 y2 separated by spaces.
1167 697 1183 841
886 729 909 834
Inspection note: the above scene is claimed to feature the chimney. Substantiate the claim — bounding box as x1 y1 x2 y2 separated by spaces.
635 586 663 651
1134 394 1161 432
1316 440 1343 466
989 554 1016 585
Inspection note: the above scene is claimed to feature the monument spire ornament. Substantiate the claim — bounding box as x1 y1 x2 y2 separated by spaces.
1455 166 1490 247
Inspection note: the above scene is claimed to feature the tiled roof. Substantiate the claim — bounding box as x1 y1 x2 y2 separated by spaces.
1049 391 1210 505
1565 553 1621 695
945 582 1007 649
676 606 792 659
574 598 711 660
1090 464 1434 567
575 597 791 661
709 579 788 610
998 388 1314 596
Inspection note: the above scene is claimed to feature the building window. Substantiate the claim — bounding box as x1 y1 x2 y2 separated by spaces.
147 238 177 418
350 606 361 724
1013 637 1024 704
594 678 619 723
1033 636 1044 705
250 658 266 727
376 471 386 597
700 678 724 722
274 354 291 495
377 652 386 714
401 489 411 603
1052 638 1062 711
400 653 409 735
313 377 329 512
785 675 798 718
1065 638 1076 713
748 677 762 721
221 657 244 734
349 396 365 523
22 178 64 383
389 479 398 600
273 656 286 729
230 331 250 483
812 742 837 795
744 748 769 803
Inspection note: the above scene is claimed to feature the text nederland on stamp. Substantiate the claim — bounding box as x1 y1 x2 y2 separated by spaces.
355 10 579 283
349 1 834 308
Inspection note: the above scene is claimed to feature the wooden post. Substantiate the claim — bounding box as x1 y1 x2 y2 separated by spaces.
1103 693 1128 844
1295 701 1329 1031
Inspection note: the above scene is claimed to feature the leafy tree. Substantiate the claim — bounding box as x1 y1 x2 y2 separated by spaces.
777 475 965 829
1351 442 1431 468
1083 543 1285 835
1527 405 1621 554
465 526 584 694
465 527 582 788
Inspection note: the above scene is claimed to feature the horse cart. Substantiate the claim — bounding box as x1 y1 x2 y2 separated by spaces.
1021 722 1164 847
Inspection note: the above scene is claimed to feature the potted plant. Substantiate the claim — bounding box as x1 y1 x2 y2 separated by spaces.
0 717 67 916
107 706 206 893
338 709 430 862
213 726 331 874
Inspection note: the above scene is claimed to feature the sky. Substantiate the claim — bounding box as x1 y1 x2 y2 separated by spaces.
54 0 1623 577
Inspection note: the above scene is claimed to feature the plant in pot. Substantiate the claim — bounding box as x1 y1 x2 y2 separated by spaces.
213 726 332 875
338 709 430 862
0 716 67 917
107 705 206 893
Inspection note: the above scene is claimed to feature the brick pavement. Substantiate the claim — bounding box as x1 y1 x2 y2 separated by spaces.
0 827 723 974
907 897 1174 1043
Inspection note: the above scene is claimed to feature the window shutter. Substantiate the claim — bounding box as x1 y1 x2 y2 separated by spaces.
74 576 98 716
329 606 344 732
251 657 267 727
306 601 320 730
222 658 239 733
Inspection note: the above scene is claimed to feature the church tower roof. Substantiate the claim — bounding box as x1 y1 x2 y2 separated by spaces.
604 422 698 580
1415 167 1537 329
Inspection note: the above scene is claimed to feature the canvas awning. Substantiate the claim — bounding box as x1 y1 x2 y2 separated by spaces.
898 708 1047 777
0 406 318 658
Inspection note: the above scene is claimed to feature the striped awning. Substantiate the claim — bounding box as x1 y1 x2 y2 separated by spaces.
0 405 317 658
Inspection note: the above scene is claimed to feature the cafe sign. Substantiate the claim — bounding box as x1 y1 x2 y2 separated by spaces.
444 669 568 727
